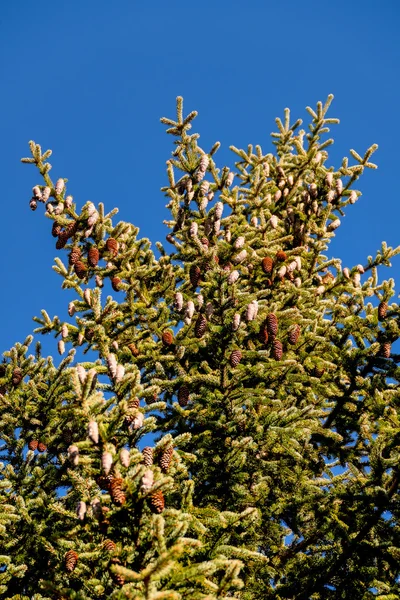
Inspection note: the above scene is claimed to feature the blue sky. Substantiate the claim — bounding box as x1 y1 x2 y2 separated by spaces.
1 0 399 356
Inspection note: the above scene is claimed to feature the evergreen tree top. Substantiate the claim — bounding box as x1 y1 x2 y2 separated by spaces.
0 95 399 599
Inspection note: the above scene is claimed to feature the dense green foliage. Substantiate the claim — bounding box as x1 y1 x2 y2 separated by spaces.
1 96 400 599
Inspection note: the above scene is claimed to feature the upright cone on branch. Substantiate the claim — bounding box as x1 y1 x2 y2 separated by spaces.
262 256 274 274
380 341 391 358
272 339 283 360
65 550 78 573
195 314 207 338
160 445 173 472
106 238 119 256
88 246 100 267
178 384 190 407
74 261 87 279
266 313 278 338
110 478 126 506
162 330 174 346
378 301 388 321
142 447 154 466
288 324 301 345
69 247 81 265
190 264 201 287
229 349 242 367
148 489 165 514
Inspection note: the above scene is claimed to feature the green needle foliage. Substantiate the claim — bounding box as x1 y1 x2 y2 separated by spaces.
0 95 399 599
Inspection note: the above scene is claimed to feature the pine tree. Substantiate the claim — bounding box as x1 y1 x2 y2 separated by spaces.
0 95 399 599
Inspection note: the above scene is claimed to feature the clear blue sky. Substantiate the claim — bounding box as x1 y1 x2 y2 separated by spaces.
1 0 399 356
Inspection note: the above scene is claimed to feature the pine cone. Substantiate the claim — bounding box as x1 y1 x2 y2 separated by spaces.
272 339 283 360
37 442 47 452
380 342 391 358
148 489 165 514
110 478 126 506
258 327 269 344
28 440 38 451
56 233 69 250
62 428 73 445
74 261 87 279
125 397 140 425
69 246 81 265
111 277 122 291
65 550 78 573
275 250 287 262
229 349 242 367
142 446 154 466
190 264 201 287
65 220 79 239
313 366 325 378
88 247 100 267
162 330 174 346
195 314 207 338
106 238 119 256
266 313 278 338
159 446 173 473
96 474 114 491
51 221 62 237
12 368 23 386
178 384 190 407
103 539 116 552
127 343 139 357
378 301 388 321
261 256 274 274
288 324 301 345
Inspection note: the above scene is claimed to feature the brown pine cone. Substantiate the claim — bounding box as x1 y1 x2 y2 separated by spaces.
52 221 62 237
178 384 190 407
56 233 69 250
65 550 78 573
159 446 173 473
65 221 78 239
125 397 140 425
272 339 283 360
69 246 81 265
103 539 116 552
12 368 23 386
288 324 301 345
106 238 119 256
148 489 165 514
229 349 242 367
275 250 287 262
37 442 47 452
313 366 325 378
266 313 278 338
162 330 174 346
62 429 73 445
110 478 126 506
380 342 391 358
142 446 154 466
85 328 95 341
190 265 201 287
127 343 139 357
261 256 274 274
74 261 87 279
258 327 269 344
195 314 207 338
111 277 122 291
96 474 114 491
378 301 388 321
201 237 209 247
28 440 38 451
88 246 100 267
